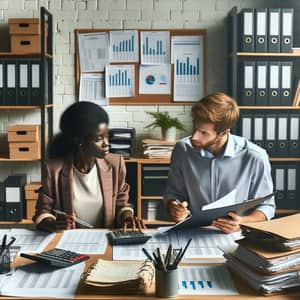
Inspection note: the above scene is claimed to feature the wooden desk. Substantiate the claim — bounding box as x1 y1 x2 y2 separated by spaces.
6 232 300 300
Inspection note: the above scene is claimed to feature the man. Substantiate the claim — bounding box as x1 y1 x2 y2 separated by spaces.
164 92 275 233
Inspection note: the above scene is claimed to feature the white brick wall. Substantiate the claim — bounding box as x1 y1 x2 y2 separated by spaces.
0 0 283 179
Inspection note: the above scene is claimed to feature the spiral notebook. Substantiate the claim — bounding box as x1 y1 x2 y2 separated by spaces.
83 259 154 294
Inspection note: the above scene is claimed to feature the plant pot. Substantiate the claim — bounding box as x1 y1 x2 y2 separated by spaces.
162 127 176 141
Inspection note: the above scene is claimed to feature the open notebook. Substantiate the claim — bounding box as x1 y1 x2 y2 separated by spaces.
83 259 154 294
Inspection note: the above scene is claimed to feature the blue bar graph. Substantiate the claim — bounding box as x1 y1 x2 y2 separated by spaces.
109 69 130 86
143 37 166 55
176 57 200 76
112 35 135 52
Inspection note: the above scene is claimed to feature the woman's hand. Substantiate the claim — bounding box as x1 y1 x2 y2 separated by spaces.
38 214 76 232
121 211 146 232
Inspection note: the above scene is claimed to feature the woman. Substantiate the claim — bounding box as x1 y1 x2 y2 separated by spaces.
33 101 144 232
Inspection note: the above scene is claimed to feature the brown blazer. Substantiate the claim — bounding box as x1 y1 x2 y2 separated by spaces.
33 153 130 228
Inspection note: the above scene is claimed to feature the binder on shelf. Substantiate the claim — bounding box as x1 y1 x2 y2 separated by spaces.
273 166 285 208
289 114 300 156
0 183 5 221
281 8 294 53
265 114 277 157
269 62 281 105
18 62 29 105
268 8 281 53
276 115 289 157
286 166 298 209
0 61 6 105
255 8 267 52
6 61 17 105
4 174 26 222
280 61 293 105
238 8 255 52
253 114 265 148
240 113 252 141
256 61 268 105
29 61 41 105
240 61 255 105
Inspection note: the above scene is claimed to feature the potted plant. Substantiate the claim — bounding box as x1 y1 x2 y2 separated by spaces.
145 112 185 141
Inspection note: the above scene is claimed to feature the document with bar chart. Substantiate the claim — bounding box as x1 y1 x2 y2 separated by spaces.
172 35 203 101
105 64 135 97
140 31 170 65
178 265 238 295
109 30 139 62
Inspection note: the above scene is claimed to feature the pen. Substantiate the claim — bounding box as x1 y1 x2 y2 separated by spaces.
52 209 94 229
142 248 155 264
6 236 16 249
1 234 7 248
171 238 192 269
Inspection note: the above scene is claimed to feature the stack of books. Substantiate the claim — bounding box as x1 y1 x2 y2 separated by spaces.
142 139 176 158
109 128 135 159
224 213 300 295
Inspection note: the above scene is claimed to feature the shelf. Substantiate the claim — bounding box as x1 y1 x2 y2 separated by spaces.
239 106 300 110
236 52 300 57
0 219 33 225
0 155 40 161
141 196 163 200
270 158 300 162
143 219 175 225
0 52 53 59
276 209 300 215
0 104 53 110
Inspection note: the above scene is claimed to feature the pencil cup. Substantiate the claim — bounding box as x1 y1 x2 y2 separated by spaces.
0 247 11 274
155 268 178 298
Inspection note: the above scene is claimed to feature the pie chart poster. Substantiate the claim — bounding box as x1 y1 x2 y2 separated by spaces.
139 65 171 94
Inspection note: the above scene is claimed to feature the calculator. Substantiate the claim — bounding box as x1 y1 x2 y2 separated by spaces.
20 248 90 268
107 230 152 245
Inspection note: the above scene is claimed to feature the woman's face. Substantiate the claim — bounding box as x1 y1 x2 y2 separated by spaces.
84 123 109 159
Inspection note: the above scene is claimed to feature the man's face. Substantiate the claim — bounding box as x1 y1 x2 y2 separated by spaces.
85 123 109 158
191 122 223 151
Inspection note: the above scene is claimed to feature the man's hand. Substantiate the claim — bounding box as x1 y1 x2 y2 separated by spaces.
38 214 75 232
167 200 190 222
211 211 241 233
121 211 146 232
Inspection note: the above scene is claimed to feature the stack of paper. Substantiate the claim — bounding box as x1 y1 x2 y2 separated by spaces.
142 139 176 158
224 213 300 295
83 259 154 295
109 128 135 158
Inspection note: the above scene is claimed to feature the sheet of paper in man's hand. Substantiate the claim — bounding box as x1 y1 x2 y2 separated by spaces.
202 189 237 211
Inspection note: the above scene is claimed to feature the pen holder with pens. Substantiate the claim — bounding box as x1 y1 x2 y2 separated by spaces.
156 268 178 298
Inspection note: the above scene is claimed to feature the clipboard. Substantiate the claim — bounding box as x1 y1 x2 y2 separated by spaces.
164 192 276 233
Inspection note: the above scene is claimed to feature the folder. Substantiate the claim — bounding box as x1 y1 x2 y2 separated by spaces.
30 61 40 105
240 113 252 141
239 8 255 52
273 166 285 209
253 114 265 148
281 8 294 53
289 114 300 156
240 61 255 105
265 115 277 157
256 61 268 105
268 62 281 105
280 61 293 105
18 62 29 105
255 8 267 52
286 166 298 209
4 174 26 222
268 8 281 52
6 61 17 105
277 115 289 157
0 60 5 105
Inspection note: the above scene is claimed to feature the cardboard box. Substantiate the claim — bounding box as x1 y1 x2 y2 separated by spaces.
26 199 37 219
10 34 46 54
9 142 40 159
8 125 40 142
8 18 41 35
24 182 41 200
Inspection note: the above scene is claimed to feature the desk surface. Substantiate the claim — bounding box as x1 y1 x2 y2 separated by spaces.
5 232 300 300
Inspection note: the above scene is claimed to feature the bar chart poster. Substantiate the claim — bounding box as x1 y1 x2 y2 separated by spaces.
172 35 203 101
140 31 170 65
109 30 139 63
105 65 135 97
78 32 109 72
178 265 238 295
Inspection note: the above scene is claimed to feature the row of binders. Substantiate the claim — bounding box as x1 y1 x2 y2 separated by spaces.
239 8 294 52
225 214 300 295
271 163 299 209
235 112 300 157
0 60 44 106
239 61 293 106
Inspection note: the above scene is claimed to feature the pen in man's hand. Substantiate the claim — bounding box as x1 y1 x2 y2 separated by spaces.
52 209 94 229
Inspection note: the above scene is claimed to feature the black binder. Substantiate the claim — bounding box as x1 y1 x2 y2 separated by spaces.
276 114 289 157
265 114 277 157
6 61 17 105
271 164 285 209
29 61 41 105
252 113 265 148
268 61 281 105
18 61 30 105
240 61 255 105
0 183 5 221
238 8 255 52
255 8 268 52
0 60 6 105
289 114 300 157
280 61 293 106
255 61 268 105
281 8 294 53
268 8 281 52
285 164 298 209
4 174 26 222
